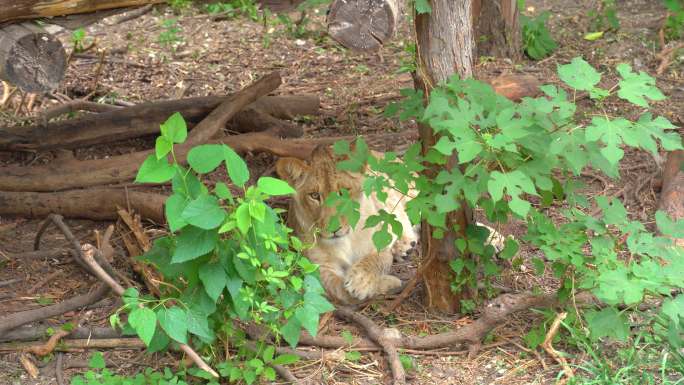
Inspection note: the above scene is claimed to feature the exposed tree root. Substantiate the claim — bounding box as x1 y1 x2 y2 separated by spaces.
541 312 574 383
335 307 406 385
0 338 146 352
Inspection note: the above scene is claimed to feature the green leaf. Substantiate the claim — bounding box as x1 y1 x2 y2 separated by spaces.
295 306 319 337
262 346 275 363
199 262 228 302
345 351 361 361
187 307 215 343
661 294 684 325
160 112 187 144
616 63 666 107
487 170 537 216
223 146 250 187
136 154 175 183
414 0 431 13
127 307 157 346
157 306 188 344
214 182 233 201
585 307 630 341
171 226 218 263
281 317 302 348
341 330 354 345
499 238 519 259
272 354 300 365
181 194 226 230
89 352 106 369
303 291 334 314
257 177 295 196
557 57 601 91
165 193 188 233
372 227 393 251
155 136 173 160
584 31 604 41
235 203 251 235
187 144 225 174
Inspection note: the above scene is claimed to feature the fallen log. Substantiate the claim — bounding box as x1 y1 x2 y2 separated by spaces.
0 22 66 92
0 71 282 191
0 129 415 192
0 189 166 223
0 284 109 337
0 94 318 151
658 149 684 247
0 338 146 352
327 0 400 52
0 0 164 23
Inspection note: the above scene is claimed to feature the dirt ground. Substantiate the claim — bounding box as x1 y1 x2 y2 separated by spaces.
0 0 682 384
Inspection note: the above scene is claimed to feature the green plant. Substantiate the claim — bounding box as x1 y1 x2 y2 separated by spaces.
520 11 558 60
110 112 332 384
167 0 192 12
663 0 684 42
204 2 236 15
587 0 620 33
158 18 183 48
70 28 91 53
71 352 193 385
329 57 683 373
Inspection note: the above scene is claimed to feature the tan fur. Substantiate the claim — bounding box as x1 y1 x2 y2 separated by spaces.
276 145 418 304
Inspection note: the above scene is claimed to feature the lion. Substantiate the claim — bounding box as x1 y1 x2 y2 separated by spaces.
276 144 509 304
276 144 418 304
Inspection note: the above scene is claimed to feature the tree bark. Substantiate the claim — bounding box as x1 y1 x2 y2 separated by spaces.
472 0 522 60
327 0 400 52
414 0 474 314
658 149 684 247
0 0 164 23
0 94 317 151
0 189 166 223
0 22 66 92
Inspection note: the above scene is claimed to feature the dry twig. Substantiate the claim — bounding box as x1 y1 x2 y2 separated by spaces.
541 312 574 382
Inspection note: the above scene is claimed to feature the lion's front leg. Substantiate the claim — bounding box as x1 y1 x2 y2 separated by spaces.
344 250 401 301
318 266 359 305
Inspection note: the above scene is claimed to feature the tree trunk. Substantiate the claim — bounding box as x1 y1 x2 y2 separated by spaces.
472 0 522 60
0 22 66 92
0 0 163 23
658 149 684 247
414 0 474 314
327 0 400 52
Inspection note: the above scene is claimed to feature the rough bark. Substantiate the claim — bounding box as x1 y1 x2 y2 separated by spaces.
414 0 474 314
327 0 400 52
658 149 684 247
472 0 522 60
0 189 166 223
0 72 282 191
0 22 66 92
0 94 317 151
0 0 164 23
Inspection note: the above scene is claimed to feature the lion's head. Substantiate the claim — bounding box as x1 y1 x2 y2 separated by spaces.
275 145 364 240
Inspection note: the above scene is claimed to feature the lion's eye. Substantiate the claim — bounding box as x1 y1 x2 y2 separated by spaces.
308 192 320 201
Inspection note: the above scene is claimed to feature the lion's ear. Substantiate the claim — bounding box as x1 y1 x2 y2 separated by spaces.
275 157 310 187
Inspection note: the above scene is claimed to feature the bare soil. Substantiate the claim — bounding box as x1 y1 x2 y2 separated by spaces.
0 0 682 384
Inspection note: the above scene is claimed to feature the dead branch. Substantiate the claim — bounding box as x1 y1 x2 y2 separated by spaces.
0 284 109 337
0 72 282 191
79 240 219 378
24 327 71 356
5 248 66 261
117 209 162 297
19 353 39 378
335 307 405 385
1 0 165 23
541 312 574 382
0 338 146 352
40 99 121 120
1 92 313 151
0 326 120 343
656 42 684 75
107 4 154 25
0 189 166 223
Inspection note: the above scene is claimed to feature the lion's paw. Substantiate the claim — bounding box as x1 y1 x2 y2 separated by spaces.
377 275 402 295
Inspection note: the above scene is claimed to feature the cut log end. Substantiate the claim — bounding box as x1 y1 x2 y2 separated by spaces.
327 0 399 52
0 23 66 93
